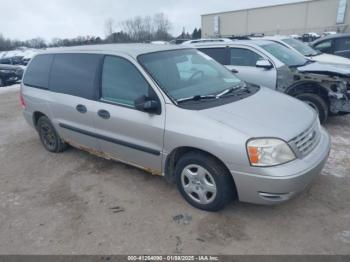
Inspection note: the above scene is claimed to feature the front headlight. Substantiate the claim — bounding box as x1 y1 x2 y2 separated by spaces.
247 138 296 167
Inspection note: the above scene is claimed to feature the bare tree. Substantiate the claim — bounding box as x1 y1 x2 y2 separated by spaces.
121 13 172 42
153 13 172 40
104 18 115 37
25 38 46 49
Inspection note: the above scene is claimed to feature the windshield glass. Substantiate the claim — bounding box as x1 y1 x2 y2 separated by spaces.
259 42 308 67
282 38 320 56
138 49 242 101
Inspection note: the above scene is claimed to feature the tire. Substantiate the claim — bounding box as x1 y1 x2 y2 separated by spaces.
296 93 328 124
37 116 68 153
175 152 236 211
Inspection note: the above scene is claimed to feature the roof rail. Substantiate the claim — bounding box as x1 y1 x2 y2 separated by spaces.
229 33 265 40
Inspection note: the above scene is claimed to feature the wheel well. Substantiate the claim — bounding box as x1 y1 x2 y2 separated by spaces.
286 82 329 105
33 111 46 128
164 147 236 187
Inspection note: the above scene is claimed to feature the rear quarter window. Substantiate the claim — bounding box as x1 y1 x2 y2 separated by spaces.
198 48 227 64
23 54 54 89
335 37 350 51
49 53 102 100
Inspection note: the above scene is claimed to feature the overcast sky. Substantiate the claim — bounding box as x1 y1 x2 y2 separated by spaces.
0 0 306 41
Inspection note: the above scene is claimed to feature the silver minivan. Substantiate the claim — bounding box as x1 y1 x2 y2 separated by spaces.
21 44 331 211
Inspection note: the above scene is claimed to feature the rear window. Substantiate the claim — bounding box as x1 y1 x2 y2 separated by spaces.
198 48 227 64
23 54 54 89
49 54 102 99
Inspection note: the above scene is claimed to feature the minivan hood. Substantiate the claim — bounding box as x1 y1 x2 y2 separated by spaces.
311 53 350 66
297 61 350 77
200 87 316 141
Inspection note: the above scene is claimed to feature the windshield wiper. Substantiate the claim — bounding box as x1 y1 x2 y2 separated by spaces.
215 83 246 98
176 94 216 103
177 83 246 103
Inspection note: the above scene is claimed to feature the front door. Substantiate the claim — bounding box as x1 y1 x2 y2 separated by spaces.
225 47 277 89
94 55 165 173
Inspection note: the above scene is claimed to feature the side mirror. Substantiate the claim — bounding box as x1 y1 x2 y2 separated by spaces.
134 95 160 114
256 59 273 69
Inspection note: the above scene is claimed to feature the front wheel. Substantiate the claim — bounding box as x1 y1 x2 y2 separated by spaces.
175 152 236 211
296 93 329 124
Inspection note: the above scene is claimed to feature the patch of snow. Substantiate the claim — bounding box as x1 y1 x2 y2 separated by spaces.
336 231 350 244
0 48 41 59
0 84 20 95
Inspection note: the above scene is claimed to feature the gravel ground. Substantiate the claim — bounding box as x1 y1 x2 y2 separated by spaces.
0 84 349 254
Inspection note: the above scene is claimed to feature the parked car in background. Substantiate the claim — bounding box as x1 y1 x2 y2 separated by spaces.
289 34 302 40
0 56 25 66
191 40 350 123
0 64 24 87
311 33 350 59
259 36 350 65
169 39 190 45
21 44 330 211
321 31 337 37
302 32 320 42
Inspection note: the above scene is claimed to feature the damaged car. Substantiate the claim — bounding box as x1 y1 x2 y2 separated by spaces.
192 40 350 123
256 36 350 66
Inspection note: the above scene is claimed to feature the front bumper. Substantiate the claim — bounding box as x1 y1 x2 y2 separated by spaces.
230 128 331 205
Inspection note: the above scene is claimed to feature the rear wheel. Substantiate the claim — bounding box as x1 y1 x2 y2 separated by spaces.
175 152 236 211
37 116 68 153
296 93 328 124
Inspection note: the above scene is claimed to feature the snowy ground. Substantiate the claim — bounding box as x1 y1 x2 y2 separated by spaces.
0 83 20 95
0 84 349 254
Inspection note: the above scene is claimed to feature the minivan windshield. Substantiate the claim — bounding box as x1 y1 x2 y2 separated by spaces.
259 42 308 67
282 38 320 56
138 49 243 102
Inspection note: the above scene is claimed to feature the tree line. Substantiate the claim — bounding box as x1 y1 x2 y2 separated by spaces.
0 13 201 51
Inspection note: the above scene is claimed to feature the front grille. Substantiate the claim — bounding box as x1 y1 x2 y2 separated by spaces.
289 121 320 157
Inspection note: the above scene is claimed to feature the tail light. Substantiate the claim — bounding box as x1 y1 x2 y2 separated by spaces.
20 86 26 109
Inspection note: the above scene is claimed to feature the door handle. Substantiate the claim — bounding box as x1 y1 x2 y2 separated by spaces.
231 68 239 73
98 109 110 119
76 104 87 113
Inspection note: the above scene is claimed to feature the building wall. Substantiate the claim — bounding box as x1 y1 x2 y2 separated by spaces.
201 0 349 37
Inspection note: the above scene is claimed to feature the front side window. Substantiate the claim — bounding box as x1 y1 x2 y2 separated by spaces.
101 56 150 107
138 49 242 101
23 54 54 89
282 38 319 56
314 40 333 53
259 42 307 67
229 48 263 66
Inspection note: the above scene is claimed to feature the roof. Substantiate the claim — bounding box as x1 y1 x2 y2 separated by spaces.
189 39 272 48
43 43 189 58
201 0 312 16
256 35 289 41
